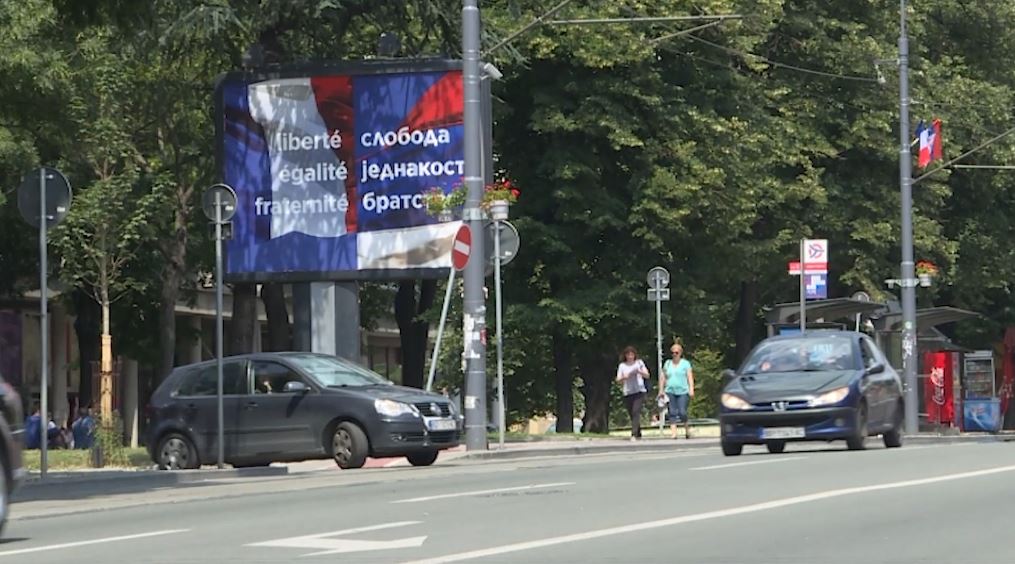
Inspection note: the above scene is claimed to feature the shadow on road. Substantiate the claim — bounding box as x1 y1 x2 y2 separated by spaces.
12 467 286 504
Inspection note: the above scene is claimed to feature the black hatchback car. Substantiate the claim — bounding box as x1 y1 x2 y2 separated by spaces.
146 352 461 470
719 331 904 456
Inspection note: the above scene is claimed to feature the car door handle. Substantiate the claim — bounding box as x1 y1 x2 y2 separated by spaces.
185 403 198 411
244 401 259 409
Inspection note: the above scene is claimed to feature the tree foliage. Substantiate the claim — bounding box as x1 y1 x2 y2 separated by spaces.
4 0 1015 430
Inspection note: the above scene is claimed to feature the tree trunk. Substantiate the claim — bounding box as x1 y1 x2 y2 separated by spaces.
553 330 574 433
734 280 759 365
395 280 437 389
261 283 291 351
228 283 257 355
157 201 188 382
73 289 100 408
581 352 614 434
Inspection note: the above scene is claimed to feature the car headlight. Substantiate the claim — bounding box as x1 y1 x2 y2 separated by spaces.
809 386 850 407
374 399 419 417
721 393 752 410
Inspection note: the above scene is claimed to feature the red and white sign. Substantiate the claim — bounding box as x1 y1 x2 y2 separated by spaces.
451 225 472 271
787 261 829 275
788 239 829 275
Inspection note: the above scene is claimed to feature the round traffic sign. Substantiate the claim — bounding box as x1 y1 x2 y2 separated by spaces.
451 224 472 271
17 167 72 230
647 266 670 288
484 220 520 266
202 183 237 222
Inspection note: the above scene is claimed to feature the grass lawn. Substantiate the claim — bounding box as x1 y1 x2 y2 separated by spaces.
22 447 152 471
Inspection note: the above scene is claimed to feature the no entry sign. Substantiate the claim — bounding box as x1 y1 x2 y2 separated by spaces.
452 224 472 271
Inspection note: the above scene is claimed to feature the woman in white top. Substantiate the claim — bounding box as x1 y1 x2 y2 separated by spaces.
616 345 649 441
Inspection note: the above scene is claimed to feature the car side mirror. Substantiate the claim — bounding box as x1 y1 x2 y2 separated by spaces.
721 369 737 386
866 363 886 375
283 381 310 393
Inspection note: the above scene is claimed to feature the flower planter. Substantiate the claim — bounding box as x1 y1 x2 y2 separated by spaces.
437 209 454 223
918 273 933 287
487 200 510 221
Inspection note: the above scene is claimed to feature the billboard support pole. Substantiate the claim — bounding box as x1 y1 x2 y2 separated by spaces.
427 267 456 393
463 0 488 451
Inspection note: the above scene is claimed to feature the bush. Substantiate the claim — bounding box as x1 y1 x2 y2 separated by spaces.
92 412 129 468
688 347 725 419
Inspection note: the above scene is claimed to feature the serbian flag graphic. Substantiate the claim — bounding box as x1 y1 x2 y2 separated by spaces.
916 118 943 168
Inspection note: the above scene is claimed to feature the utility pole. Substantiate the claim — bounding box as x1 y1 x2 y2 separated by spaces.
462 0 488 451
898 0 919 434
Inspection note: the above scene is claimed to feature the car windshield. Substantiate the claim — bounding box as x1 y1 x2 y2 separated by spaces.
285 354 391 387
740 337 857 374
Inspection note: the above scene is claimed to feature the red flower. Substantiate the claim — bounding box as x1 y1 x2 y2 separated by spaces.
510 188 520 198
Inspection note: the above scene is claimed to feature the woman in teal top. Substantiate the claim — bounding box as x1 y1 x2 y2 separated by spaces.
658 343 695 439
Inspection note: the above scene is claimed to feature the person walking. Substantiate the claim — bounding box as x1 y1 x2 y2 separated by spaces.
617 346 649 441
659 343 695 439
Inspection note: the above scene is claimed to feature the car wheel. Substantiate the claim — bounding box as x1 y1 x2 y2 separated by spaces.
721 440 743 456
846 403 868 451
766 440 786 454
883 401 904 449
0 454 8 538
406 450 439 467
157 433 199 470
332 422 369 469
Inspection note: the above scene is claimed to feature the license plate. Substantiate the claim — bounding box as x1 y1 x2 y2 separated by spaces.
762 427 805 439
427 418 457 431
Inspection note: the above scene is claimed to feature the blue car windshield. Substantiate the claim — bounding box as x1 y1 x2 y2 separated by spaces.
741 338 857 374
286 354 390 387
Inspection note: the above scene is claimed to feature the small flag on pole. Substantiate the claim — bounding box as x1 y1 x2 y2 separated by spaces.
916 118 943 168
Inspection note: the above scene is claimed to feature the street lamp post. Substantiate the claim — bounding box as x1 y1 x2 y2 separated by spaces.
897 0 919 435
462 0 488 451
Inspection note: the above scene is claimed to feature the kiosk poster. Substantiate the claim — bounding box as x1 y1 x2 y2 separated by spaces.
218 63 465 282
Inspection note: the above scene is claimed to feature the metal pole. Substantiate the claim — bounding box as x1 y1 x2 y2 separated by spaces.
426 267 456 392
655 287 663 400
215 192 225 469
39 168 48 480
495 221 505 448
799 239 806 333
462 0 488 451
899 0 919 434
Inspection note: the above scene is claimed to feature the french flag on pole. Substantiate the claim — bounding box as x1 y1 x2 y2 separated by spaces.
916 118 943 168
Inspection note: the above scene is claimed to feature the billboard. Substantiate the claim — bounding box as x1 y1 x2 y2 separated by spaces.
216 60 468 282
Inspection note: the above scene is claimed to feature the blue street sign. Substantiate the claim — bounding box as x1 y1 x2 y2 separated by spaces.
805 273 827 300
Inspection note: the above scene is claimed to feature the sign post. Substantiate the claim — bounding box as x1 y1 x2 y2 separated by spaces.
202 184 237 470
17 167 71 481
789 239 828 333
427 225 471 393
646 267 671 396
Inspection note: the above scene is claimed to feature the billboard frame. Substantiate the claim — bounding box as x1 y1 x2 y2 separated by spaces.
213 58 487 284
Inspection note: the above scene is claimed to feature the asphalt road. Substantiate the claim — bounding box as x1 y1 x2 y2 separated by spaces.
4 440 1015 563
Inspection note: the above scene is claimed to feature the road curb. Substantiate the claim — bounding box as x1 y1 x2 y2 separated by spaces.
459 433 1012 461
17 465 289 490
460 440 719 461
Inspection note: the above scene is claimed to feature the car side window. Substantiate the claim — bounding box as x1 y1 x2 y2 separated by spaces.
859 340 879 370
176 361 248 396
252 361 306 394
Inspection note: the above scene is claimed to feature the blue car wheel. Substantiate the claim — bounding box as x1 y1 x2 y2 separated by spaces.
846 403 868 451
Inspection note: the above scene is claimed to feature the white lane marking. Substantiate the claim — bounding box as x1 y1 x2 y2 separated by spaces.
403 464 1015 564
247 522 426 557
0 529 189 558
691 457 806 471
392 482 575 504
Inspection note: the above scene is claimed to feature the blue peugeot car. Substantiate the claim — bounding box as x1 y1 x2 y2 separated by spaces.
719 331 904 456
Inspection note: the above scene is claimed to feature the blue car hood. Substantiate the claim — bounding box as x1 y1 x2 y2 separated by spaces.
732 370 856 403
